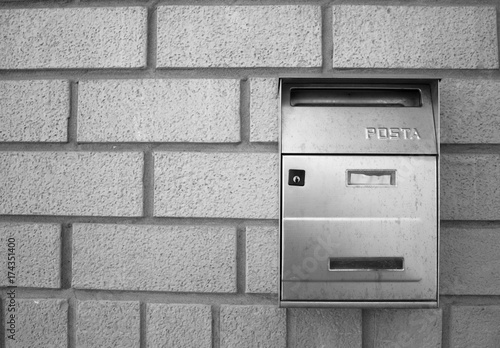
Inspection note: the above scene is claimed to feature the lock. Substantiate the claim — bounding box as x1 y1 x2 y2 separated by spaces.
288 169 305 186
279 77 440 308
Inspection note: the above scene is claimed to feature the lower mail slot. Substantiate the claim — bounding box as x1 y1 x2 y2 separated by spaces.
329 257 404 271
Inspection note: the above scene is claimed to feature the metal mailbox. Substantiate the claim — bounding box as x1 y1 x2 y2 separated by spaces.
279 77 439 308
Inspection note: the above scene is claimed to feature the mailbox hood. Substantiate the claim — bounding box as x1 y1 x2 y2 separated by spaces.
280 78 439 155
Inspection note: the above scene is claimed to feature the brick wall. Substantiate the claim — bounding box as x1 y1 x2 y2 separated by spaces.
0 1 499 347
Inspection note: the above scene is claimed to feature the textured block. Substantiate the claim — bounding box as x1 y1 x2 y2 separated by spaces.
332 6 498 69
250 78 279 142
154 152 278 218
73 224 236 292
5 299 67 348
246 226 278 293
76 301 139 348
0 80 69 142
441 226 500 295
441 154 500 220
157 6 321 67
451 306 500 348
0 8 146 69
441 79 500 143
78 79 240 142
220 305 286 348
289 308 362 348
146 304 211 348
365 309 442 348
0 223 60 288
0 152 143 216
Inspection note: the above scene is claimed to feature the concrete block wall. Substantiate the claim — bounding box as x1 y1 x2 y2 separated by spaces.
0 1 498 347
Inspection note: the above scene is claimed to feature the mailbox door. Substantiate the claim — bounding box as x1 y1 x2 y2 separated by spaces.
281 155 437 302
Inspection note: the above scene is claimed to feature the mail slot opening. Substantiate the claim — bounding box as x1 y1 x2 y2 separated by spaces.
347 170 396 186
329 257 404 271
290 88 422 107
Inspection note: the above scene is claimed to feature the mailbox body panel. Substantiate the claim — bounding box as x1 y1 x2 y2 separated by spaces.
279 77 440 308
281 155 437 302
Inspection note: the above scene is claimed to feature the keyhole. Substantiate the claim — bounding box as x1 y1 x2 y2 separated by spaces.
293 176 301 183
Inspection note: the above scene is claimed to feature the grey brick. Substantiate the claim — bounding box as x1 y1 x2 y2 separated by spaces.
365 309 442 348
289 308 362 348
450 306 500 348
250 78 279 142
73 224 236 292
246 226 278 293
332 6 498 69
441 154 500 220
220 305 286 348
157 6 321 67
0 80 69 142
441 79 500 143
441 226 500 295
0 223 60 288
0 152 143 216
154 152 278 218
76 301 139 348
0 8 146 69
78 79 240 142
146 304 211 348
5 299 67 348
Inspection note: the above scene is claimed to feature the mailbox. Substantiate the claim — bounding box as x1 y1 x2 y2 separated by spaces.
279 77 439 308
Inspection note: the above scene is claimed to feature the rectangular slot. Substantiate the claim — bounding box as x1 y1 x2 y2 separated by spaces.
329 257 404 271
347 170 396 186
290 88 422 107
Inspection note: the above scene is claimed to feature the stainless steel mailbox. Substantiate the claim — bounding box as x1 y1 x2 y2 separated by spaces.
279 77 439 308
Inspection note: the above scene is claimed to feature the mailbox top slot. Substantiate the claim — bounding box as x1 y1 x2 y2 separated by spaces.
290 88 422 108
280 78 439 155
